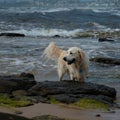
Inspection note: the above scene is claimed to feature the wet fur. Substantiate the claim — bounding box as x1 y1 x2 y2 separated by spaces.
44 42 89 82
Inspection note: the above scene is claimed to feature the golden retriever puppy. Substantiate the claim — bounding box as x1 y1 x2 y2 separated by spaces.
44 42 89 82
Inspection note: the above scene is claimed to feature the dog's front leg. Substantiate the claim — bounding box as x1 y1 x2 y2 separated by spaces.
70 74 74 80
58 69 64 81
70 73 76 81
58 63 66 81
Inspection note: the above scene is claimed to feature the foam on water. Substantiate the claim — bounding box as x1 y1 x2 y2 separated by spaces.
2 28 84 37
92 8 120 17
2 27 120 38
0 36 119 81
0 5 120 34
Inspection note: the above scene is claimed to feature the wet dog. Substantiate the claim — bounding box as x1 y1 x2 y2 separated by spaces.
44 42 89 82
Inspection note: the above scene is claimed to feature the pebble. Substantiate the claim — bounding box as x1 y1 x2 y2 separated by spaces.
15 111 22 114
95 114 101 117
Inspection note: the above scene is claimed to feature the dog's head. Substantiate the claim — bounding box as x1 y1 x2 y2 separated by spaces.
63 47 84 65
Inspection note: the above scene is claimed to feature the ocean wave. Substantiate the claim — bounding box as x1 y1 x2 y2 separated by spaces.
111 11 120 16
2 28 120 38
1 6 120 18
0 7 73 13
41 8 71 13
0 6 110 13
84 22 107 30
1 22 109 37
92 9 108 13
92 9 120 17
41 7 96 13
2 28 84 37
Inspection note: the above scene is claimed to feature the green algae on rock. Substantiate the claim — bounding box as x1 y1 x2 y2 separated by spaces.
70 98 109 110
32 115 68 120
0 94 32 107
49 97 109 111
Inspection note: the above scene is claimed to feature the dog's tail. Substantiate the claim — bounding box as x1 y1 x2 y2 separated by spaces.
44 42 63 61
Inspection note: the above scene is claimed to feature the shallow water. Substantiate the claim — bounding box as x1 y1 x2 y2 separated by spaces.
0 36 119 83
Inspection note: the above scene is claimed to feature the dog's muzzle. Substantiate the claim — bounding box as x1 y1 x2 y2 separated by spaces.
63 57 67 61
63 57 75 65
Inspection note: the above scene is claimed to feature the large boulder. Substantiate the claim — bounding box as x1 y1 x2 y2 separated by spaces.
28 81 116 105
0 73 117 106
90 57 120 65
0 73 36 94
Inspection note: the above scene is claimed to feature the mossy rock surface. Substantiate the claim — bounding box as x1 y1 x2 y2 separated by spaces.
0 94 32 107
50 98 109 110
71 98 109 110
0 73 117 109
29 81 116 106
32 115 67 120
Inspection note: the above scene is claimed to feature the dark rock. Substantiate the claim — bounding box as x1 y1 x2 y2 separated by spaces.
12 90 27 97
27 96 48 103
29 81 116 105
95 114 101 117
53 35 60 38
0 73 117 106
49 94 78 104
0 112 31 120
0 72 36 94
32 115 66 120
0 33 25 37
90 57 120 65
99 38 115 42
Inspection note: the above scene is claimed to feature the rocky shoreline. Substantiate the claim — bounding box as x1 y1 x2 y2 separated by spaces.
0 73 116 106
0 72 118 120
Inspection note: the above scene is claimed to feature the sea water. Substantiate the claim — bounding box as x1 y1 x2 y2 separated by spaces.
0 0 120 83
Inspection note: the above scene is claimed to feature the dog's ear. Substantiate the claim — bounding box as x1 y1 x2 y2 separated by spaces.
78 50 85 61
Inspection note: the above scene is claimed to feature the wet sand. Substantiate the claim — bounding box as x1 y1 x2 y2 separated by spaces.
0 101 120 120
0 103 107 120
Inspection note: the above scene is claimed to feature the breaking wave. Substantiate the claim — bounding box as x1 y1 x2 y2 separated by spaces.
2 27 120 38
1 28 83 37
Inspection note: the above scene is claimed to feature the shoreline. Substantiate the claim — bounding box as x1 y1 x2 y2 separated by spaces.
0 72 119 120
0 38 120 120
0 102 120 120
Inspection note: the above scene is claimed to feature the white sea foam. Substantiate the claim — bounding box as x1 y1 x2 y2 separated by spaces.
111 10 120 16
11 59 23 65
3 28 83 37
2 27 120 38
0 7 71 13
92 9 109 13
92 8 120 17
41 8 71 13
90 22 107 29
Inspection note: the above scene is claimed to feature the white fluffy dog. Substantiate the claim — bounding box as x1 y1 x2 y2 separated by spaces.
44 42 89 82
